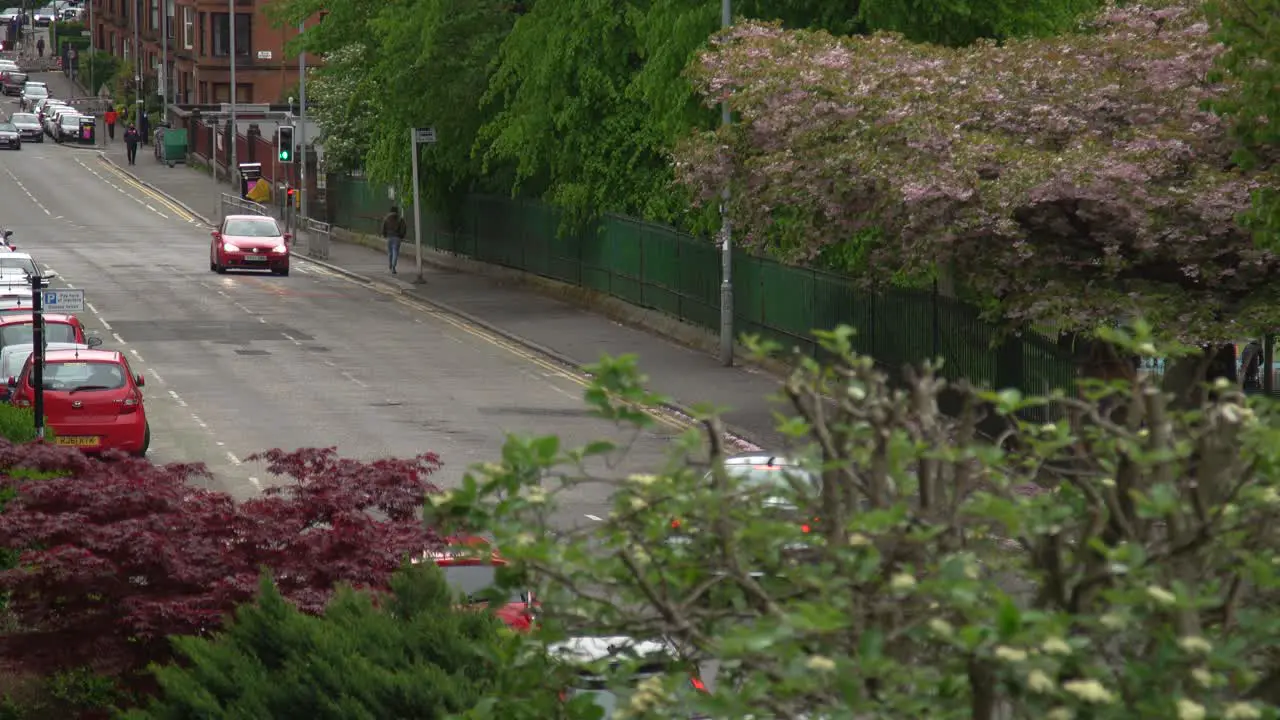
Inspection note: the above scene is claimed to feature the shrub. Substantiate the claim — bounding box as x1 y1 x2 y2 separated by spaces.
0 444 445 710
437 325 1280 719
124 564 553 719
0 406 45 444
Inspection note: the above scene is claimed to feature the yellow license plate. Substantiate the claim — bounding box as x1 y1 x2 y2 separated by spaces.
55 436 100 447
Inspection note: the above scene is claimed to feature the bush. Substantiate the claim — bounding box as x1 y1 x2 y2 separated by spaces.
0 444 446 713
82 50 118 97
124 564 551 719
437 324 1280 719
0 406 44 444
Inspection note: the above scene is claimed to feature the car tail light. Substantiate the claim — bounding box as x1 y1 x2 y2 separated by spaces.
120 392 141 414
690 676 708 692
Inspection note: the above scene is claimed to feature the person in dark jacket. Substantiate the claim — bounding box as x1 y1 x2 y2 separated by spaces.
380 206 407 274
35 36 43 58
123 125 140 165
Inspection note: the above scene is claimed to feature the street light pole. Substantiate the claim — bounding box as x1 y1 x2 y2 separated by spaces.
132 0 140 115
227 0 237 190
297 20 307 220
718 0 734 367
87 0 92 97
160 0 167 121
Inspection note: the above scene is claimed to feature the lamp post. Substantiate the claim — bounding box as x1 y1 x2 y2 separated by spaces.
132 0 140 114
160 0 167 120
717 0 734 367
228 0 237 189
297 20 306 219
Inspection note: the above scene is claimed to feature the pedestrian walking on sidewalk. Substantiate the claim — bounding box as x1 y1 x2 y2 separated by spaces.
381 206 407 275
124 125 140 165
34 36 42 58
104 108 117 141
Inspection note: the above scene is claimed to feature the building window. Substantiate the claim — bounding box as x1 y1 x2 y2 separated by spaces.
210 13 251 57
166 0 175 39
236 84 252 103
199 81 208 104
182 6 193 48
198 12 205 56
149 0 158 32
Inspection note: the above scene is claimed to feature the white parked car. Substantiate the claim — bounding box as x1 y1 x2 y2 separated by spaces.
47 106 78 136
0 8 20 22
550 636 709 718
0 343 90 399
0 253 47 279
56 113 87 143
20 84 48 112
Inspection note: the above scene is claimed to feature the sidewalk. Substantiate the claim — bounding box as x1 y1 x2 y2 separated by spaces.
98 146 790 447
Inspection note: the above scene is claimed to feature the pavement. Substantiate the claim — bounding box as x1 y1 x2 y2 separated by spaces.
34 67 793 451
1 72 784 530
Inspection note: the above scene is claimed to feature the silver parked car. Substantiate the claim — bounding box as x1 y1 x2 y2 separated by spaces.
8 113 41 143
0 122 19 150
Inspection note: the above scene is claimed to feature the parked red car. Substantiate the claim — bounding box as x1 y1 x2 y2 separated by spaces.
9 349 150 456
0 312 96 349
210 214 292 276
422 536 536 631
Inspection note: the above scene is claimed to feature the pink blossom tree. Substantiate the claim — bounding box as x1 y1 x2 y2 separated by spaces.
675 0 1279 348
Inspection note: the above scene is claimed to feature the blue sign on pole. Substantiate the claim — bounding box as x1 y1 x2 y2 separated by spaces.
40 289 84 312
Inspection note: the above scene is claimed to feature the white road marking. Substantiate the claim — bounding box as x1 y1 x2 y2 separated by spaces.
63 283 74 289
215 440 225 446
340 371 368 387
585 514 604 522
73 156 169 219
167 390 187 407
128 348 143 361
257 316 267 323
148 368 165 384
280 332 301 345
86 302 99 314
97 317 112 330
226 452 241 465
111 332 126 344
248 476 262 489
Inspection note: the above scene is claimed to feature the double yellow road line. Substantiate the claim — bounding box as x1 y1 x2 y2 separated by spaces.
95 156 198 224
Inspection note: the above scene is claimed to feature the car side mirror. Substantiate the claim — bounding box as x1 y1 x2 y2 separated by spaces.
86 336 102 348
282 233 292 242
134 374 145 387
42 270 56 279
6 377 14 388
211 230 221 239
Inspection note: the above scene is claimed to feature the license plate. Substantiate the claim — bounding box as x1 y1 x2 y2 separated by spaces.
55 436 100 447
244 255 267 262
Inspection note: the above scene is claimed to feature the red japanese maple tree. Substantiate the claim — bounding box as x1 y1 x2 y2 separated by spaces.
0 443 444 680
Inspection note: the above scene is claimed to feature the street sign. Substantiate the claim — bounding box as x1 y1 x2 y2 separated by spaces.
414 127 437 144
41 289 84 313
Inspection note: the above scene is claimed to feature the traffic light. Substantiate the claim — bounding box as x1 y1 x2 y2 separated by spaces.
277 125 294 162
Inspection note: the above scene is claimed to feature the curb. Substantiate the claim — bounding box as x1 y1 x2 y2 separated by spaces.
94 156 766 451
290 250 763 452
98 152 215 226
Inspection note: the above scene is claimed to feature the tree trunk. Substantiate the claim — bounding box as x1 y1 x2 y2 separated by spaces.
1161 344 1234 408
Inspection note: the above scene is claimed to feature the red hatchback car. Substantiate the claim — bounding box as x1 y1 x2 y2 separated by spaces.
0 313 97 348
422 536 537 631
210 214 292 276
9 349 150 456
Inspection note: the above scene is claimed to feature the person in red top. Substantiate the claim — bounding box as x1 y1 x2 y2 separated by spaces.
104 108 118 141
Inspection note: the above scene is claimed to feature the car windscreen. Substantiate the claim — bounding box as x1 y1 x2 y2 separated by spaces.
0 323 77 348
0 257 37 275
35 361 126 391
10 114 34 124
60 116 82 127
223 218 281 237
0 123 14 132
728 465 822 494
441 564 525 603
24 86 46 96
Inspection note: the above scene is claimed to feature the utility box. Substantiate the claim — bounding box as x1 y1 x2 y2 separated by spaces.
159 127 186 167
237 162 262 199
77 117 94 145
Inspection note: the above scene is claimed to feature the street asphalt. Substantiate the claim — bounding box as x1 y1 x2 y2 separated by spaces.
0 90 691 527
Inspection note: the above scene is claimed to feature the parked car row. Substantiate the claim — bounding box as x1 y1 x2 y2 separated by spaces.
18 87 92 144
0 237 150 457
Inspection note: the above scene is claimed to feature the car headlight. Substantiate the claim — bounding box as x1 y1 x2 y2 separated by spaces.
273 245 287 253
223 243 238 252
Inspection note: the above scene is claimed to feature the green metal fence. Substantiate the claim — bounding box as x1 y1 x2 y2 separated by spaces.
326 177 1077 395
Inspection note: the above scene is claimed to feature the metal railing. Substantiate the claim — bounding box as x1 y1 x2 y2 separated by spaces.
218 192 269 223
301 218 331 261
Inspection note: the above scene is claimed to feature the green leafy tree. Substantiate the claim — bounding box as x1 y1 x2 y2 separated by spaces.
301 46 378 175
123 563 551 719
435 329 1280 719
1206 0 1280 250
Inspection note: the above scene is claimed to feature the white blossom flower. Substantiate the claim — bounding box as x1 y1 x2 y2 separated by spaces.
525 486 548 504
889 573 916 591
1190 667 1213 688
1099 612 1127 629
1146 585 1177 605
1041 636 1071 655
427 490 454 506
928 618 953 637
1062 679 1116 704
1177 636 1212 654
848 533 871 547
1027 669 1055 693
628 496 648 510
1176 698 1206 720
806 655 836 672
1046 709 1074 720
995 646 1028 663
628 473 658 486
1224 702 1262 719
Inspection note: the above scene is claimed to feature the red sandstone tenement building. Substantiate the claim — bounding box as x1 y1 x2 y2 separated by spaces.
89 0 315 105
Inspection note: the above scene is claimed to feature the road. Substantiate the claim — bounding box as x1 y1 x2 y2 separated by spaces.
0 92 689 526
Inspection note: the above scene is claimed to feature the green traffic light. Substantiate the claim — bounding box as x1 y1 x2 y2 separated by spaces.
279 151 290 161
